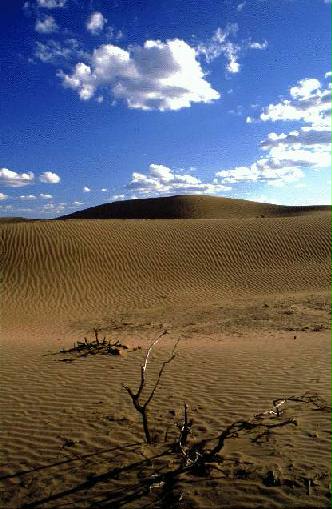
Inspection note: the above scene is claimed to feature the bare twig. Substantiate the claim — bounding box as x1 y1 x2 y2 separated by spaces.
273 392 331 412
124 331 180 444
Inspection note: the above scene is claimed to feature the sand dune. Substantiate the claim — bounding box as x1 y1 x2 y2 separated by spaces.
1 197 331 508
2 201 331 330
59 194 330 220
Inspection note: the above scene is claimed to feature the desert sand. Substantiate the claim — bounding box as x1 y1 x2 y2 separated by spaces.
0 195 330 508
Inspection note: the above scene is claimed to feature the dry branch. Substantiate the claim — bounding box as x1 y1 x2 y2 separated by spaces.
124 330 180 444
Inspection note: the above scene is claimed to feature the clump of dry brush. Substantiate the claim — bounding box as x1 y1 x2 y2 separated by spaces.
56 328 140 361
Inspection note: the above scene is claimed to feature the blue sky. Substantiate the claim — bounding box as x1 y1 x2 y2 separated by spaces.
1 0 331 218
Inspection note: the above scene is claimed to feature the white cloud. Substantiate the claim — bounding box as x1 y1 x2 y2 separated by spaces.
248 41 268 50
40 193 53 199
60 38 220 110
40 202 66 213
101 187 108 192
237 1 246 11
325 71 332 78
73 201 84 205
35 15 58 34
197 24 240 72
217 73 331 188
35 39 88 64
197 24 268 74
39 171 61 183
216 160 305 187
259 75 331 172
19 194 37 200
86 12 107 35
247 195 269 203
260 127 331 149
260 77 331 128
0 168 34 187
83 186 91 192
37 0 66 8
111 194 126 201
126 163 231 197
0 193 8 201
289 78 321 100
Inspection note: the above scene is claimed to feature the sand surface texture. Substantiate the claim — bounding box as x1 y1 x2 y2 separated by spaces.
1 196 331 508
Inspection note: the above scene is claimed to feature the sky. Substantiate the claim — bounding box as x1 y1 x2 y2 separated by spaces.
0 0 331 218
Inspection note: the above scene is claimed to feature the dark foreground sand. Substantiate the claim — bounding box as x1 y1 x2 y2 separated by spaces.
0 196 330 508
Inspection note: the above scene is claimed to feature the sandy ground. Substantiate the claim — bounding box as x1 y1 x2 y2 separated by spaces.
0 201 331 508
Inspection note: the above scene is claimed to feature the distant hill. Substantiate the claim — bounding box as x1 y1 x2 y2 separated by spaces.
58 194 330 220
0 217 33 224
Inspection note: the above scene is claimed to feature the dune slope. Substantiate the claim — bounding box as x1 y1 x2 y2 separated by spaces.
58 194 330 220
2 209 330 330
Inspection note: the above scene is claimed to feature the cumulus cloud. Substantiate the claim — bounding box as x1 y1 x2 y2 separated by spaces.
0 193 8 200
101 187 108 192
35 15 58 34
216 160 305 188
259 76 331 173
83 186 91 192
217 74 331 188
260 77 331 128
325 71 332 78
39 171 61 183
59 38 220 110
37 0 66 8
87 12 107 34
260 127 331 149
40 193 53 199
0 168 34 187
197 24 268 74
126 163 231 197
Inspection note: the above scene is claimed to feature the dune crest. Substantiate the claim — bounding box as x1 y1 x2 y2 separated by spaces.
58 194 330 220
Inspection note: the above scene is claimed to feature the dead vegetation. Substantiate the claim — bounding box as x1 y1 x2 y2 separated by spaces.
123 330 180 444
55 328 140 361
28 329 330 508
123 331 331 478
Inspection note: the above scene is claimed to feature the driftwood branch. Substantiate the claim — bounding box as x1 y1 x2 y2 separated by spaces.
124 330 180 444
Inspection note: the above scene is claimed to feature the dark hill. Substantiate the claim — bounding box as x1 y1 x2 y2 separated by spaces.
58 194 330 220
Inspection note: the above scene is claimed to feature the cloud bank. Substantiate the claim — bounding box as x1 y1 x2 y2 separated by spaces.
125 163 231 197
216 74 331 188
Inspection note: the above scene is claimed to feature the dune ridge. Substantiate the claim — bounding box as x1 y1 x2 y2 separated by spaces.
58 194 330 220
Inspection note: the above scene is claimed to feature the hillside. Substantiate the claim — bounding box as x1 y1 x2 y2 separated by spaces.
58 194 330 220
